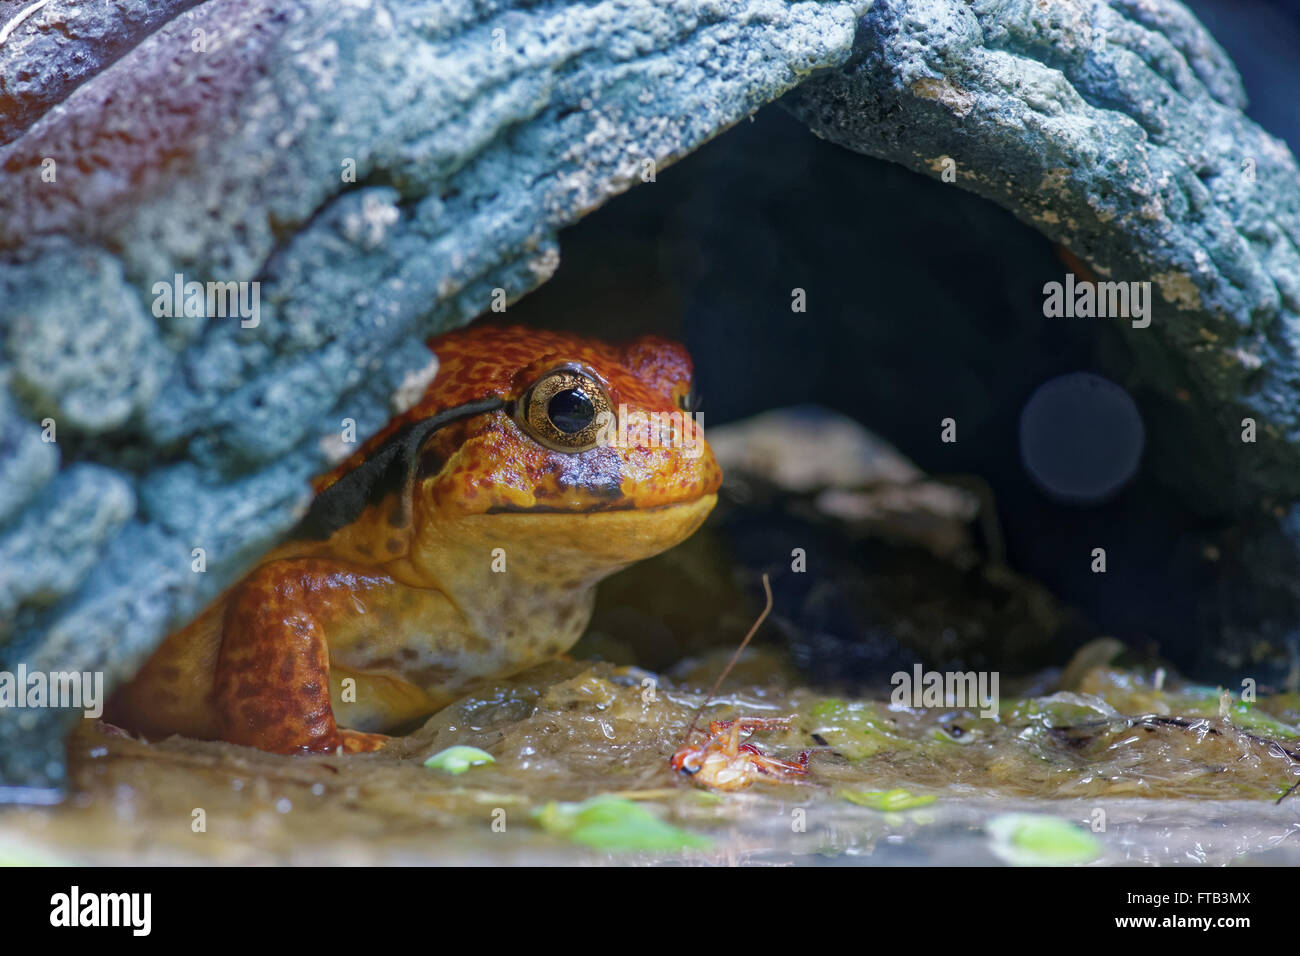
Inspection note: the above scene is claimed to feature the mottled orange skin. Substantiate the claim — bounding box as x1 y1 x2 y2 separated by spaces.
111 324 721 755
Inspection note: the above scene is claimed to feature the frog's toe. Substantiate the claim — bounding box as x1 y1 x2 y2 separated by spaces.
338 730 391 753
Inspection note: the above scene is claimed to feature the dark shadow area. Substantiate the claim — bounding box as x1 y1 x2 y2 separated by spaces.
510 100 1291 682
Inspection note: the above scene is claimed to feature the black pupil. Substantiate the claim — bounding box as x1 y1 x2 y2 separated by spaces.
547 387 594 434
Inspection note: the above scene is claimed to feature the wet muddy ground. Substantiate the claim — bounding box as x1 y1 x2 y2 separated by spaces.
4 656 1300 865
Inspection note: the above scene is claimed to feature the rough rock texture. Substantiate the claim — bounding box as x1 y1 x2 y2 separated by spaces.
1 0 1298 787
784 0 1300 508
0 0 205 145
0 0 871 786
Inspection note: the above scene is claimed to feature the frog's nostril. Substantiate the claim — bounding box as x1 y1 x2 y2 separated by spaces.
548 388 595 433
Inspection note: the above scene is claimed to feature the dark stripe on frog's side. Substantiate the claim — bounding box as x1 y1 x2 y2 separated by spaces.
293 397 506 541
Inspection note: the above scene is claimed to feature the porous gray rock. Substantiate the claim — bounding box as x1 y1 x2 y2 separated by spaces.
1 0 1298 788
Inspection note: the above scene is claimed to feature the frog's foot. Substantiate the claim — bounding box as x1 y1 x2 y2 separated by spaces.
338 730 390 753
213 559 399 755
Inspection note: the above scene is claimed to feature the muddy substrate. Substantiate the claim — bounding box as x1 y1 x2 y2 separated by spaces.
3 659 1299 865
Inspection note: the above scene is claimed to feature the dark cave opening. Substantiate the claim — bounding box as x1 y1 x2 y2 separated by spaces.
508 105 1261 682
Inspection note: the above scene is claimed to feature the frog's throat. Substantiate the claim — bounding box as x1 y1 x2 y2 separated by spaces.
383 494 716 690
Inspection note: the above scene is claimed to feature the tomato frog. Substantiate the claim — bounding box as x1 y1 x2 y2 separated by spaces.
110 324 721 754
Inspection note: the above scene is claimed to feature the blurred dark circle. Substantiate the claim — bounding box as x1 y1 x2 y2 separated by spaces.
1018 372 1145 504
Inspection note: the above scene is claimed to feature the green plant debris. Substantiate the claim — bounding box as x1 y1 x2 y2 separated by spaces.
1160 685 1297 733
0 840 69 866
423 746 495 775
838 788 937 811
533 795 712 851
1225 702 1300 738
1002 693 1120 733
986 813 1102 866
1257 692 1300 728
807 698 911 759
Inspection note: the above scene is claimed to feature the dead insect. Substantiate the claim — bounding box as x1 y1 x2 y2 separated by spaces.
670 574 815 790
671 716 812 791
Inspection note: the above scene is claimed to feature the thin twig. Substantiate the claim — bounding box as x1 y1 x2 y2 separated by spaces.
680 573 774 744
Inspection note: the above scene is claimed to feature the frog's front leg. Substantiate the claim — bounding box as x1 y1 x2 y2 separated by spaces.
215 559 401 754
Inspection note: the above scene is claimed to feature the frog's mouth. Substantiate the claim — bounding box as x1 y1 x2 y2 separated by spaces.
481 468 721 513
484 497 707 515
467 494 719 564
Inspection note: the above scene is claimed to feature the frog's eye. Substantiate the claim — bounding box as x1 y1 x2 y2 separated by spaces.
517 365 612 453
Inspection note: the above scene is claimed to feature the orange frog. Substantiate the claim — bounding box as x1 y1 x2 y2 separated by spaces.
110 324 721 755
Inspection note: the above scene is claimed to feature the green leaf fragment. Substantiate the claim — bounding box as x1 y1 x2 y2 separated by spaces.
986 813 1101 866
423 746 495 775
1003 694 1118 732
691 789 725 805
838 788 937 811
808 698 909 759
0 841 70 867
1227 705 1300 738
533 795 712 851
